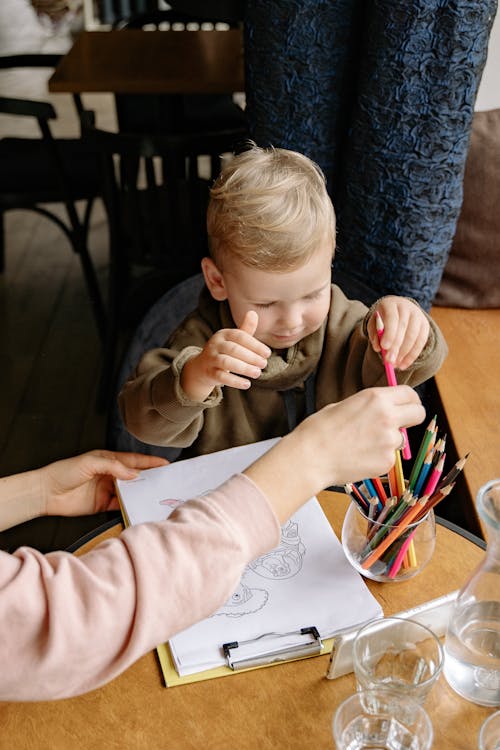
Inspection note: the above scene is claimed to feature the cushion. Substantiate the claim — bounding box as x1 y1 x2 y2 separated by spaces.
434 108 500 308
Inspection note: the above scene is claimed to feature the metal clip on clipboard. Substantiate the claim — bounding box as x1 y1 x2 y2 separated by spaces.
223 626 323 671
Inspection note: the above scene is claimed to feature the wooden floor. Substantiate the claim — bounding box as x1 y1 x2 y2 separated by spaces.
0 68 118 478
0 203 109 478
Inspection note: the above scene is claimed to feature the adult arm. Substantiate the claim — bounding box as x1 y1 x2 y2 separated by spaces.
0 452 166 532
0 474 281 701
0 386 425 701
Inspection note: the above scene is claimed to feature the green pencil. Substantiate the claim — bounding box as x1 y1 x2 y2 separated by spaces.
408 415 437 491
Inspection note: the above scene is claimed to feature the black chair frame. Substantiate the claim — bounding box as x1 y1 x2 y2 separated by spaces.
0 54 106 339
82 115 244 408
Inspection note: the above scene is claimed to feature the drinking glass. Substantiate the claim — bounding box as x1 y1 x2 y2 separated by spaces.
352 617 444 705
479 710 500 750
342 500 436 582
332 688 433 750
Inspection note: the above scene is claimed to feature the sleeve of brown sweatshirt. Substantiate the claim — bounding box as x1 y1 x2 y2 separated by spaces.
0 474 280 702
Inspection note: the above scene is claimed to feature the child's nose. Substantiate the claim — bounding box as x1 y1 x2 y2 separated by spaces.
279 305 302 330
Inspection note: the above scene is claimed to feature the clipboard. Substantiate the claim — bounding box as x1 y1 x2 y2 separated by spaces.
157 635 336 687
115 438 383 687
223 626 323 670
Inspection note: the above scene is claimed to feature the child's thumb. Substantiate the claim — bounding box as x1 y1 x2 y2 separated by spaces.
239 310 259 337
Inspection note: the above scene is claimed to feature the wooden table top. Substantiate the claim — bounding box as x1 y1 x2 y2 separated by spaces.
48 29 245 95
431 306 500 536
0 492 490 749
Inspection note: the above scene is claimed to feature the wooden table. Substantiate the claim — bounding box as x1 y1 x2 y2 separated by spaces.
431 306 500 537
48 29 245 95
0 492 490 749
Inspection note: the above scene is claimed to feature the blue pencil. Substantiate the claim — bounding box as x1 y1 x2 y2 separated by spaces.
413 450 434 497
363 478 383 511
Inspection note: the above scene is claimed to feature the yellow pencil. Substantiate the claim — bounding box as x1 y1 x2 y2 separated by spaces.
394 449 405 497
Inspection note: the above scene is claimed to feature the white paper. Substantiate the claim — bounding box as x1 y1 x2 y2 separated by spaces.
117 439 382 676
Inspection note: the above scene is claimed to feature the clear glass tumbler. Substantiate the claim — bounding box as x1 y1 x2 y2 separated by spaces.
479 710 500 750
332 687 434 750
341 500 436 582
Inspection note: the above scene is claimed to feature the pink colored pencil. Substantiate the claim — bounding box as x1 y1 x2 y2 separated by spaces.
374 312 411 460
422 453 445 498
387 528 418 579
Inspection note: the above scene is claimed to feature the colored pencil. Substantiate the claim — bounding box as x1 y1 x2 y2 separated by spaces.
345 417 463 578
387 528 418 579
437 453 470 491
394 449 406 497
367 497 396 540
344 483 369 511
362 479 383 511
374 311 411 460
412 484 454 523
388 465 398 498
361 499 425 569
371 476 388 506
408 415 437 491
421 453 445 498
412 448 434 497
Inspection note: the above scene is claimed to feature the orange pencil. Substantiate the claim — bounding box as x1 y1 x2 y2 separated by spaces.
361 499 425 570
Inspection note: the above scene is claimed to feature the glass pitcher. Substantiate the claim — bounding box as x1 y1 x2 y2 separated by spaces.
443 479 500 706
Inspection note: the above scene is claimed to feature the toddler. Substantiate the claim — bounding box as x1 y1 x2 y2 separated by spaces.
119 144 447 457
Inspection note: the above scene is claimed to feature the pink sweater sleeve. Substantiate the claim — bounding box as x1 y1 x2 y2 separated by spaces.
0 473 280 701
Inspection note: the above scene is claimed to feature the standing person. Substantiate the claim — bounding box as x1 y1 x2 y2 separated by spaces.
0 386 425 701
119 143 447 456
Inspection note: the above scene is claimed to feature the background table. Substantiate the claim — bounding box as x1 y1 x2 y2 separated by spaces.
48 30 245 95
431 306 500 539
0 492 490 749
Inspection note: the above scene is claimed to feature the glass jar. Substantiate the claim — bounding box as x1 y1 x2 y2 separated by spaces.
341 500 436 583
443 478 500 706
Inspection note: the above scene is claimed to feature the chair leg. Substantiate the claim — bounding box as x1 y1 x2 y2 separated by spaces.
96 254 123 414
64 198 107 342
74 232 107 343
0 211 5 273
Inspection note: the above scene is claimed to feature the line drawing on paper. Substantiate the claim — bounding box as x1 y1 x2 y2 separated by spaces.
248 520 306 579
159 501 305 618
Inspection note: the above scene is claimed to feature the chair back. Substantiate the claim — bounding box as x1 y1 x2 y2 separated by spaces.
83 118 234 405
85 122 236 278
0 55 105 338
106 273 205 460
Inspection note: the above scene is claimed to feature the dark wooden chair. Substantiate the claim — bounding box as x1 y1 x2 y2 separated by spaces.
112 4 247 180
0 54 106 339
81 114 241 408
106 273 205 460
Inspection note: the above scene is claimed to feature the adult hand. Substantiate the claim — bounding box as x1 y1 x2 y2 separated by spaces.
180 310 271 402
245 386 425 523
367 296 430 370
42 450 168 517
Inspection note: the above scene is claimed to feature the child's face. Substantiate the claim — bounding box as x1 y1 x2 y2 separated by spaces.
204 241 333 349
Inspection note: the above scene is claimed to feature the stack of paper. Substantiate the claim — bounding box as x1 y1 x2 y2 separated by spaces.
117 439 382 680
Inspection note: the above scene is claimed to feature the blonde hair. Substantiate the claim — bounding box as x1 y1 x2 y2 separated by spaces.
206 143 336 271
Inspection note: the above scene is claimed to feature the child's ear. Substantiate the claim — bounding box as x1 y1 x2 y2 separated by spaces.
201 257 228 301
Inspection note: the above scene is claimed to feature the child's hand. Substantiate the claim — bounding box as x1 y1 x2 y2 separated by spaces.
180 311 271 402
367 296 430 370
